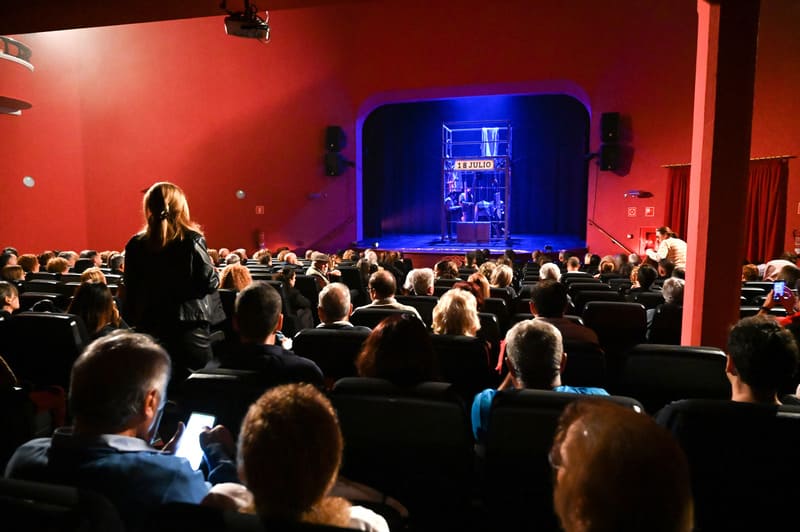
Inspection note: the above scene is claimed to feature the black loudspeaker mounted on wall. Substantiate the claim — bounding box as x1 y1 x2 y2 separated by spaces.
325 126 346 152
324 152 346 176
600 112 620 143
599 143 620 171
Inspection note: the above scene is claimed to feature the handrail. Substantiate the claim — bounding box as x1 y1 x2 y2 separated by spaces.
0 36 33 71
588 219 634 254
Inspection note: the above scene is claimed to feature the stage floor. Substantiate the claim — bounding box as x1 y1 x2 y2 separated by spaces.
356 233 587 256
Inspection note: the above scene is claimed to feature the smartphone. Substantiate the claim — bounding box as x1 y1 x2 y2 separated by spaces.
174 412 215 470
773 280 786 300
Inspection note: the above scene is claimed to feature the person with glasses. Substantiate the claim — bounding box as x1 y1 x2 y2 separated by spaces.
5 331 238 529
550 399 693 532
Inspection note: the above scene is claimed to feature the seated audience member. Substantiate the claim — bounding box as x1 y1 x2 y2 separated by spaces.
490 264 517 299
108 252 125 275
207 248 220 267
4 332 237 529
615 253 632 278
672 266 685 280
206 384 389 531
657 258 675 279
453 280 487 311
724 315 799 404
316 283 371 332
584 254 601 276
355 270 423 323
274 266 313 330
58 251 78 269
0 281 20 318
628 253 642 268
434 260 459 280
741 263 760 282
1 265 24 282
647 277 684 323
628 264 657 294
478 260 497 282
252 249 272 266
467 272 491 305
538 262 561 282
67 282 128 340
464 251 478 271
529 280 600 347
284 252 299 266
0 252 17 270
17 253 39 274
214 282 323 387
218 248 231 263
595 256 618 281
38 251 55 271
220 263 253 292
356 314 438 386
80 267 107 285
432 289 480 337
225 253 241 265
403 268 435 296
565 256 582 273
80 250 102 268
46 257 70 274
233 248 248 263
777 264 800 290
647 277 684 343
550 399 693 532
471 320 608 441
306 251 334 290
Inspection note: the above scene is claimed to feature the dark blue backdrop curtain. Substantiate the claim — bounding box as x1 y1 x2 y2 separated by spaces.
362 94 589 239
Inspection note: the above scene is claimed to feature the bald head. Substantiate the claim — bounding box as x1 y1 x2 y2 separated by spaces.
369 270 396 300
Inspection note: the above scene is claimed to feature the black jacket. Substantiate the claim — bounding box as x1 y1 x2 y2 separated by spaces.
123 230 222 329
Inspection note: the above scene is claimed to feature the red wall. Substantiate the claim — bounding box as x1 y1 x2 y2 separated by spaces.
2 0 798 258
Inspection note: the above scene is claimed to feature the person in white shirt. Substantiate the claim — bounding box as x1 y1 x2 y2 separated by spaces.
645 226 687 268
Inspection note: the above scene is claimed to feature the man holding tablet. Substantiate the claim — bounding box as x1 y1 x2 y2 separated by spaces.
5 331 237 529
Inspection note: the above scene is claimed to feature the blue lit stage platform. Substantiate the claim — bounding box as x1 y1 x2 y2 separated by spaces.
355 233 587 256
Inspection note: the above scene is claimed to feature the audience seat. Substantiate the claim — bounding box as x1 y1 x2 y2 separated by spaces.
292 328 370 387
740 286 767 305
571 290 624 315
0 477 124 532
26 272 59 281
488 287 512 307
0 386 39 471
740 305 786 318
293 275 321 325
429 334 499 400
616 344 730 413
561 341 607 389
177 368 273 440
581 301 647 384
477 312 502 361
146 502 362 532
607 277 632 293
482 389 644 531
331 377 474 528
0 312 89 390
21 279 61 293
656 399 800 531
18 292 68 312
336 266 368 307
350 307 417 329
482 297 509 334
630 290 665 309
395 295 438 329
647 303 683 344
558 272 592 285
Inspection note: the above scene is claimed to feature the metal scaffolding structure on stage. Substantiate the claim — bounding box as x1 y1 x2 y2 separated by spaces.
441 120 512 244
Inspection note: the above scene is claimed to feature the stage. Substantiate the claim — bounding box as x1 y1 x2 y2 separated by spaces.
355 233 587 256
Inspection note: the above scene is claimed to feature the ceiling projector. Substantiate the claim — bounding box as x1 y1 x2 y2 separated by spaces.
222 0 270 42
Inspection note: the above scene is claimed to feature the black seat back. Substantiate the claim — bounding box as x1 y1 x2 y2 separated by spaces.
561 341 607 389
647 303 683 344
0 477 124 532
350 307 416 329
484 389 644 530
572 290 624 315
429 334 499 400
292 328 370 386
331 377 473 524
395 295 438 329
1 312 89 389
656 399 800 531
179 368 273 440
631 290 665 309
617 344 730 413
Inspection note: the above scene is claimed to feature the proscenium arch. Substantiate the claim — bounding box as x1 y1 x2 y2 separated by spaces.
355 80 593 241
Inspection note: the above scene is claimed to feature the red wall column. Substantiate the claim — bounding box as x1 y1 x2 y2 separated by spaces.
683 0 760 348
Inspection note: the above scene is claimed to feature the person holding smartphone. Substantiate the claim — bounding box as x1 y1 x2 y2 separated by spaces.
5 332 238 530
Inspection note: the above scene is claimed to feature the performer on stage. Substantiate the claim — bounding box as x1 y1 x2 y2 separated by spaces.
444 182 462 240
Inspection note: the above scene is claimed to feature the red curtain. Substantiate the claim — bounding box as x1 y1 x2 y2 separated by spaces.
744 159 789 263
665 165 690 239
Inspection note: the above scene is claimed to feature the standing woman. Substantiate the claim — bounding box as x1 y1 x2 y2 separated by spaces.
123 182 222 384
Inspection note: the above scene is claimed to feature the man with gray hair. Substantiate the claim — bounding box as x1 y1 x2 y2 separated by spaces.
403 268 435 296
471 320 608 441
316 282 371 332
5 331 237 528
